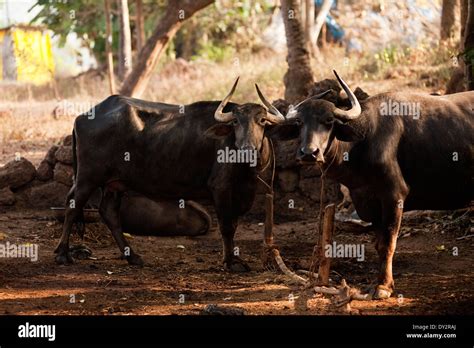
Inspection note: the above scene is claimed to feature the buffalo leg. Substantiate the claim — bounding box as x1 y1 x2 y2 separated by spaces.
374 196 405 299
217 215 250 272
55 184 95 264
99 190 143 266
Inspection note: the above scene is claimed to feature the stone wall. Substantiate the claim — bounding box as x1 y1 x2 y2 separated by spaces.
0 136 73 208
251 139 341 218
0 135 341 217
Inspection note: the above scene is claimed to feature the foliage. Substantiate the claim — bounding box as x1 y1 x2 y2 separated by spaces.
30 1 107 57
29 0 165 62
182 0 275 61
461 47 474 65
194 42 235 62
374 46 411 65
29 0 275 64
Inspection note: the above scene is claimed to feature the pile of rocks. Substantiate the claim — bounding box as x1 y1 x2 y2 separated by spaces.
0 135 340 216
252 139 341 217
0 135 74 208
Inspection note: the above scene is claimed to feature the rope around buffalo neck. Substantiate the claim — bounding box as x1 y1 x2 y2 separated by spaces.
256 137 276 193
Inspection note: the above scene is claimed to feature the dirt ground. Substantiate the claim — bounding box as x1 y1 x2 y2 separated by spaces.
0 58 472 315
0 206 472 315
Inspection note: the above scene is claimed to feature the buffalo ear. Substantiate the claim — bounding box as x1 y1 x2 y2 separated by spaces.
204 123 233 139
333 120 363 142
265 123 299 141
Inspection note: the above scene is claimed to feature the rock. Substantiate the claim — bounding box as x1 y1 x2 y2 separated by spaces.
274 191 308 216
277 169 299 192
0 158 36 189
300 165 322 178
28 181 70 208
62 134 73 146
0 187 15 206
55 146 73 165
36 160 54 181
44 145 58 165
446 67 466 94
250 193 266 216
298 177 341 203
200 304 246 315
54 163 74 186
298 177 320 201
275 140 299 168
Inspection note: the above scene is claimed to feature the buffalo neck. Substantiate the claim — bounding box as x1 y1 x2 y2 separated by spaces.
319 118 370 189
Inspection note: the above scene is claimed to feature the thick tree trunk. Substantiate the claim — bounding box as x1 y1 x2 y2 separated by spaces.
464 0 474 89
120 0 214 98
446 0 469 93
440 0 458 41
118 0 133 81
135 0 145 52
281 0 315 103
104 0 116 94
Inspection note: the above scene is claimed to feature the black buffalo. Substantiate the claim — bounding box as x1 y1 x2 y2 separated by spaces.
120 194 212 237
56 194 212 237
55 78 287 271
272 71 474 298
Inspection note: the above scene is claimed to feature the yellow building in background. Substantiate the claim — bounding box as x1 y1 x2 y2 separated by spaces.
0 25 54 85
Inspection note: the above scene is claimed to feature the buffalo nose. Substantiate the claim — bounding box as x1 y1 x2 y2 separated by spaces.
298 147 318 162
299 147 316 156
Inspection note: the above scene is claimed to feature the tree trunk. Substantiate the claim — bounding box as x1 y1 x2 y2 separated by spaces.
313 0 332 47
446 0 469 93
464 0 474 89
440 0 458 41
321 22 327 48
300 0 306 32
104 0 116 94
135 0 145 52
461 0 469 46
304 0 316 56
118 0 133 81
281 0 315 103
120 0 214 98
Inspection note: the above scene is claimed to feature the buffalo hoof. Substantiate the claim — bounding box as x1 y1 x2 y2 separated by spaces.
224 257 251 273
127 253 144 267
55 252 74 265
374 285 392 299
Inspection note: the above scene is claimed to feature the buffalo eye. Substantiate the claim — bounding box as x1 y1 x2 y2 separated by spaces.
232 119 239 126
324 117 334 125
258 118 268 126
294 117 302 125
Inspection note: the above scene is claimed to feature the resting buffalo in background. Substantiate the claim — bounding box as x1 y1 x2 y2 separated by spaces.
55 78 287 271
57 193 212 237
120 194 211 236
272 71 474 298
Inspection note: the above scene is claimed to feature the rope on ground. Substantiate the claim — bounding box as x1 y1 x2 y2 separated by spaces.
264 139 375 306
